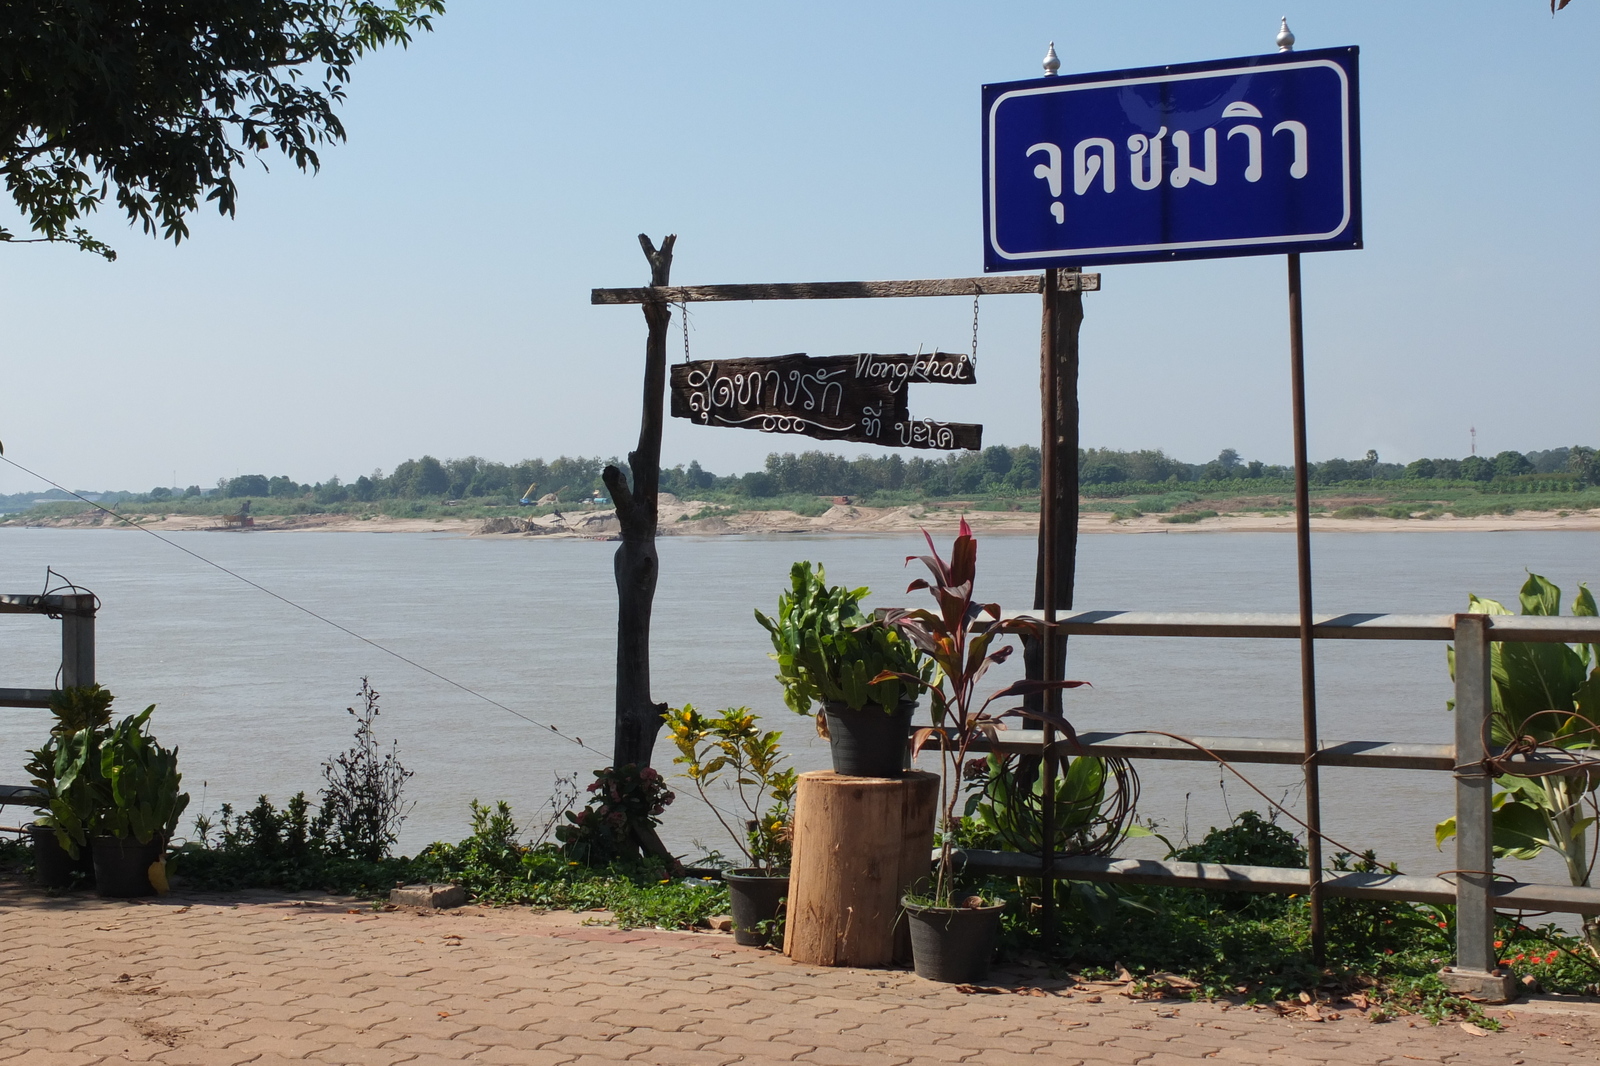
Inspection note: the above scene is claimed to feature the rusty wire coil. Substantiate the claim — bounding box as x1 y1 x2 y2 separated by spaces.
967 752 1140 859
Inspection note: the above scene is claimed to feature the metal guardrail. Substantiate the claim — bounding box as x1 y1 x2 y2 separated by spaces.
954 851 1600 915
975 731 1597 776
0 592 95 709
958 609 1600 996
997 609 1600 644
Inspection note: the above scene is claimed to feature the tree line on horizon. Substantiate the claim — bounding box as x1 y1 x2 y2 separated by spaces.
26 442 1593 512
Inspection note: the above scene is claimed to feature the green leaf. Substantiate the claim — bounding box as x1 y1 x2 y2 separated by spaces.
1519 572 1562 617
1487 794 1555 860
1575 668 1600 720
1468 593 1511 616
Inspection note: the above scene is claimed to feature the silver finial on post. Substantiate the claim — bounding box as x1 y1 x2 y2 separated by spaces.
1276 17 1296 52
1043 41 1060 76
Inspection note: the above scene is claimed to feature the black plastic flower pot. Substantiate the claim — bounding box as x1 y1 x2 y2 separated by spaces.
90 835 165 898
821 699 915 778
902 897 1006 984
31 824 94 890
725 868 790 947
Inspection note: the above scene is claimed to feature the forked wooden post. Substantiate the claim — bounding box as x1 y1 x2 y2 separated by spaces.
602 235 676 777
1439 612 1517 1002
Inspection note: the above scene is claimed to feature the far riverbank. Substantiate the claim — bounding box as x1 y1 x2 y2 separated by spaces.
7 499 1599 536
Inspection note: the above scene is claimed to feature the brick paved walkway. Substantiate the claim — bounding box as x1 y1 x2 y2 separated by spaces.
2 885 1596 1065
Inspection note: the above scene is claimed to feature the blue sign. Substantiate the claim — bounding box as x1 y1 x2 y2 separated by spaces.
983 47 1360 270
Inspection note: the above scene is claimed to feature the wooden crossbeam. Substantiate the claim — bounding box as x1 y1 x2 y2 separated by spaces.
591 273 1101 305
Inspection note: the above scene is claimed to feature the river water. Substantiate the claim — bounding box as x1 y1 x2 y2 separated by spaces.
1 526 1592 890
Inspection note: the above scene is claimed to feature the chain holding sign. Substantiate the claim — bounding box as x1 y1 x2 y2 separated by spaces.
669 351 981 450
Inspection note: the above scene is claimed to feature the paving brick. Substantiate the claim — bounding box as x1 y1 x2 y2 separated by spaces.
590 1009 696 1033
208 1034 338 1060
620 1050 741 1066
463 1050 580 1066
608 1027 721 1052
7 888 1600 1066
370 1034 481 1060
696 1035 815 1061
304 1047 433 1066
928 1032 1055 1055
69 1036 170 1063
1 1051 102 1066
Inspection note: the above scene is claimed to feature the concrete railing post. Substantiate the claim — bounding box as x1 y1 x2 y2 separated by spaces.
59 593 96 689
1439 613 1516 1002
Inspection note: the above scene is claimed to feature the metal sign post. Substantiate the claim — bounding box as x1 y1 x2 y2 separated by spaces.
1285 250 1325 959
985 26 1360 963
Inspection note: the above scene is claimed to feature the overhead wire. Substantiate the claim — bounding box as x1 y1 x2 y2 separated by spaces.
0 451 607 758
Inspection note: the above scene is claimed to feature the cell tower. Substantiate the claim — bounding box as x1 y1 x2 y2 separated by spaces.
1470 426 1477 456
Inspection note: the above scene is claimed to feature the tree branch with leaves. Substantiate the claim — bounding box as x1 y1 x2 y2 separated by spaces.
0 0 443 259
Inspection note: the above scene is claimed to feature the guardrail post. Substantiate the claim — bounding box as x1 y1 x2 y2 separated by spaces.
1439 612 1516 1002
59 593 96 689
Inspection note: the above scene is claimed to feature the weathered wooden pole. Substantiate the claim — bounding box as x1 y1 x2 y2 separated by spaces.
602 234 676 772
1036 271 1083 628
1029 268 1082 949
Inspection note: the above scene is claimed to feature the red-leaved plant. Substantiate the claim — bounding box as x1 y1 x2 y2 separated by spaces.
874 518 1087 908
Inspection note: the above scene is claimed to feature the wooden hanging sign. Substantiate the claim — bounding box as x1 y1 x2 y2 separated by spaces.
669 352 982 450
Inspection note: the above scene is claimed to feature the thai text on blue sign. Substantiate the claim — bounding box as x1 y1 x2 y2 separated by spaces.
983 47 1360 269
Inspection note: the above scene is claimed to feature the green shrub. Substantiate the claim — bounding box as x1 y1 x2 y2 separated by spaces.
1160 509 1218 524
318 679 412 862
554 765 674 865
755 561 931 714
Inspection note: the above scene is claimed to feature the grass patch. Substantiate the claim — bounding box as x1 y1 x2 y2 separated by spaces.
1133 492 1199 513
1159 509 1218 524
167 796 726 931
1332 505 1379 519
677 505 738 522
720 495 832 517
962 811 1599 1021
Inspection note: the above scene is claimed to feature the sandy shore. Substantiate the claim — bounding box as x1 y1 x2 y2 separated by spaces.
10 499 1599 537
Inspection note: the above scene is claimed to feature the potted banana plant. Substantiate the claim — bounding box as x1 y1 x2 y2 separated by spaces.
877 519 1088 983
756 562 932 778
90 705 189 897
664 704 795 946
23 685 116 888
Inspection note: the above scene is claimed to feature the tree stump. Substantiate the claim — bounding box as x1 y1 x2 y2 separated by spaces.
783 770 939 967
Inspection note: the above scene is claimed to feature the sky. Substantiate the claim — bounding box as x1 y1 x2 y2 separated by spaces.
1 1 1596 495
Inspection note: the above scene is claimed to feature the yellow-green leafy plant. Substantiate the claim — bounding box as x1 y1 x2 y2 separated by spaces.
664 704 796 872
